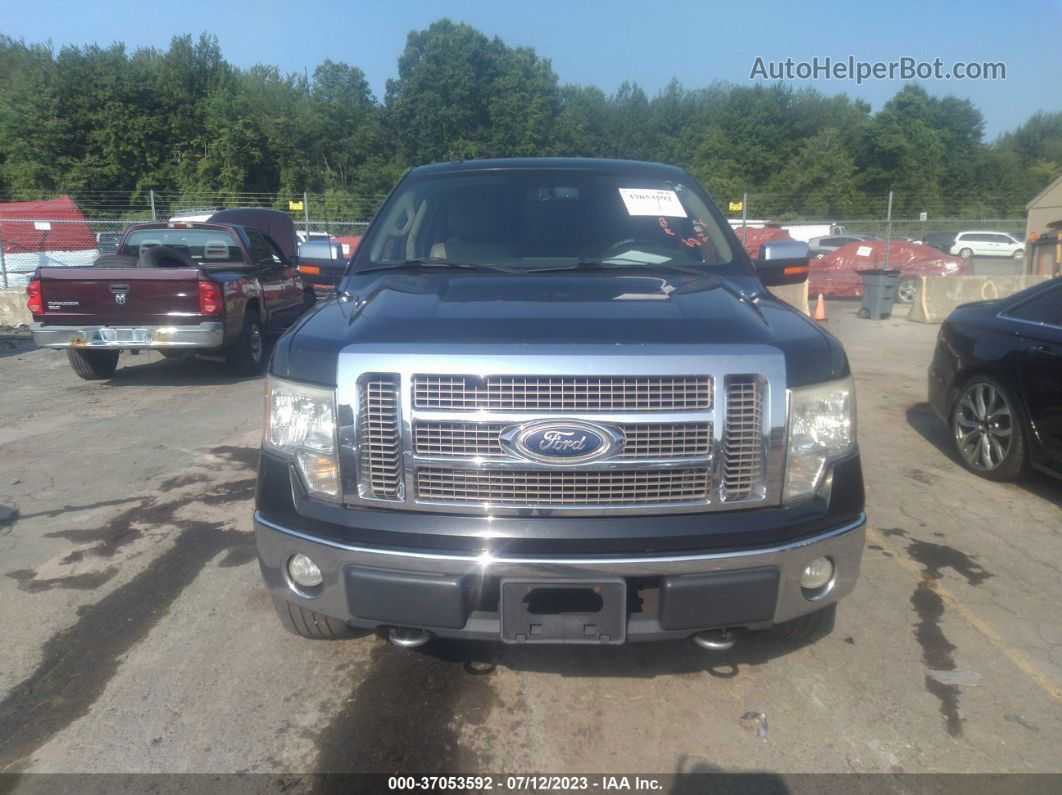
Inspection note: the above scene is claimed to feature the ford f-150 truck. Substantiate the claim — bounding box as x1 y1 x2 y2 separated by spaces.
256 158 865 650
27 209 311 379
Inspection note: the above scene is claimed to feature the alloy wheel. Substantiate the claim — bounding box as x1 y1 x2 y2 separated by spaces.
952 381 1014 471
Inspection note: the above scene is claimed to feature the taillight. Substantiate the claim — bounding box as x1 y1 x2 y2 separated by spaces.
26 279 43 314
198 280 222 315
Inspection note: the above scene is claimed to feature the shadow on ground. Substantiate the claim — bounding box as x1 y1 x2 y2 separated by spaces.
96 353 266 388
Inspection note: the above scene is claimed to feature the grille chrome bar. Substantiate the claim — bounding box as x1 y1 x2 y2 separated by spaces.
416 467 711 505
357 376 403 499
721 375 766 501
414 421 711 460
413 375 712 412
336 350 786 515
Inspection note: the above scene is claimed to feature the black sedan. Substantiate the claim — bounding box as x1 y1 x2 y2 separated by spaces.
928 278 1062 481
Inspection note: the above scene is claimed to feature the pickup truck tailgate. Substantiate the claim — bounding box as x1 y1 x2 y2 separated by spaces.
38 268 205 325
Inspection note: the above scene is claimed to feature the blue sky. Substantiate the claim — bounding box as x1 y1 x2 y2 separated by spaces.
2 0 1060 139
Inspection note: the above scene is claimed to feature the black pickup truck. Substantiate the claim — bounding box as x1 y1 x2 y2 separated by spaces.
255 158 865 650
27 209 312 379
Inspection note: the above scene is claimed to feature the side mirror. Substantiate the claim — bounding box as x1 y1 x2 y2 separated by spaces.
755 240 810 286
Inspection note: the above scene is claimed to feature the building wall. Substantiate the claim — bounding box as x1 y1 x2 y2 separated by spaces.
1026 178 1062 240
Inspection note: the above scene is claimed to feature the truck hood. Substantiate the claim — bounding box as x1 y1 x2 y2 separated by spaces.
274 271 848 388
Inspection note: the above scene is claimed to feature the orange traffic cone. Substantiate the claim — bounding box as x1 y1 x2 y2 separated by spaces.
813 293 827 323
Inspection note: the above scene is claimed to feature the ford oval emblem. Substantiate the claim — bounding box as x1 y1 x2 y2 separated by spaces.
502 421 621 464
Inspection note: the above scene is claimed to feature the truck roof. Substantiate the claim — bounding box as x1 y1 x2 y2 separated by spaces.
410 157 690 179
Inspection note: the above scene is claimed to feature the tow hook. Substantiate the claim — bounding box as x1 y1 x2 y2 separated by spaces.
692 629 736 651
388 627 432 648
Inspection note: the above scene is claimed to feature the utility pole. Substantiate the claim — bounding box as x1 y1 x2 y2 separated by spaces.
149 189 157 221
883 190 893 267
303 191 310 237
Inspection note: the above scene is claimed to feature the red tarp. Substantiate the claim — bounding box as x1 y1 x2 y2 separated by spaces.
737 227 793 260
0 195 96 253
809 241 968 298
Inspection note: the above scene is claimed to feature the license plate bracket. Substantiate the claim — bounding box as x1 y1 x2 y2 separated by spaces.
500 578 626 644
98 327 150 343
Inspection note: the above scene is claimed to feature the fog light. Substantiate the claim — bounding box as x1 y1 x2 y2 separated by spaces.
800 557 834 590
288 553 323 588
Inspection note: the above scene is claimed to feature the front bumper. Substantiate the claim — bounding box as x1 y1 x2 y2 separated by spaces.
256 511 866 643
30 322 224 349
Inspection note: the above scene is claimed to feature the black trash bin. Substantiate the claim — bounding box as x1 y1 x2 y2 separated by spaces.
857 268 901 320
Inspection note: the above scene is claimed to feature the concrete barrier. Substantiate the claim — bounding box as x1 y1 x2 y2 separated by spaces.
767 280 809 315
907 274 1054 324
0 288 31 328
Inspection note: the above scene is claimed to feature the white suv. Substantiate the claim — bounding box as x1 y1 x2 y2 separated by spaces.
950 231 1025 260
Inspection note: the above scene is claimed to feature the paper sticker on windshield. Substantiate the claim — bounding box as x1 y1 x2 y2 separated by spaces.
856 245 873 257
618 188 686 217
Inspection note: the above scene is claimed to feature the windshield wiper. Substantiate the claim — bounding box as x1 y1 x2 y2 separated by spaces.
526 260 713 276
355 258 517 274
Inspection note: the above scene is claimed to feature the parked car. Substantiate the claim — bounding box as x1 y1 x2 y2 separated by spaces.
296 239 347 300
26 209 312 379
922 231 958 253
928 278 1062 481
809 241 967 303
950 231 1025 260
808 234 880 258
255 157 866 649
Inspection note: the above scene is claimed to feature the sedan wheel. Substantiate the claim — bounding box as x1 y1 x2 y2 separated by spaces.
951 378 1025 480
896 277 919 304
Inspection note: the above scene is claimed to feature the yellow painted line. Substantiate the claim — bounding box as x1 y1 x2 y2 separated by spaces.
866 524 1062 703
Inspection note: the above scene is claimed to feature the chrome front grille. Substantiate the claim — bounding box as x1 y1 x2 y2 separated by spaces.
339 352 782 515
721 375 766 501
416 467 711 505
414 421 711 460
357 376 403 499
413 375 712 412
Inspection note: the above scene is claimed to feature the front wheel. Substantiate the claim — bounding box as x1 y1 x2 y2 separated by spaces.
67 349 119 380
1013 248 1025 260
958 247 974 258
895 276 919 304
758 603 836 642
272 595 366 640
226 311 266 375
951 376 1026 480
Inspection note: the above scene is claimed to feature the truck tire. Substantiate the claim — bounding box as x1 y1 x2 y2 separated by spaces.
759 603 836 642
67 349 119 380
272 595 364 640
227 311 266 375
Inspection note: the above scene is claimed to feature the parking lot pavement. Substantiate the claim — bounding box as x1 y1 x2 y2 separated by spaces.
0 308 1059 777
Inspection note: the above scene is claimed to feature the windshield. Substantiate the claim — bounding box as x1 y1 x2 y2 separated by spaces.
355 169 738 271
120 228 243 262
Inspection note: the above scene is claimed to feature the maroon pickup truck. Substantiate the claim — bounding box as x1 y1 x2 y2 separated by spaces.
27 209 313 379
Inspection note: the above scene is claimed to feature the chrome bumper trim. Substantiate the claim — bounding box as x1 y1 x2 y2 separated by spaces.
31 322 224 349
255 511 866 631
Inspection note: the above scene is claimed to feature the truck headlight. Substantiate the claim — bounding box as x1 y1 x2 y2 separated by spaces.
265 376 340 500
784 376 856 503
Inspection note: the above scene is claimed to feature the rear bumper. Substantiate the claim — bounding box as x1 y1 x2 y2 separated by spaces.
30 322 224 349
256 511 866 643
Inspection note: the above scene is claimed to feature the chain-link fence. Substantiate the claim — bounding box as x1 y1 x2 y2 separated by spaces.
0 186 1030 289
